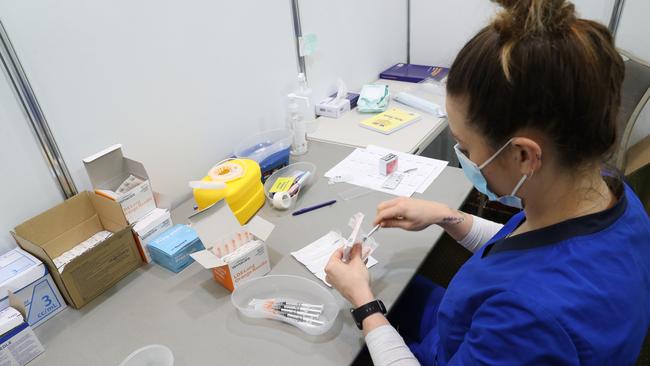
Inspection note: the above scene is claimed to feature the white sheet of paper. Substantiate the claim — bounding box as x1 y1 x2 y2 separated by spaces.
366 145 447 193
324 146 447 197
291 231 377 287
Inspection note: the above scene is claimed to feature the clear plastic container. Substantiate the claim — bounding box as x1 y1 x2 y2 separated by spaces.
231 275 339 335
234 129 292 166
118 344 174 366
263 162 316 210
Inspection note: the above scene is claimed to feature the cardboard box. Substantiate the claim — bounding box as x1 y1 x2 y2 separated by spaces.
147 225 204 273
12 191 143 309
83 144 156 224
133 208 173 263
0 295 45 366
0 249 66 327
189 200 274 292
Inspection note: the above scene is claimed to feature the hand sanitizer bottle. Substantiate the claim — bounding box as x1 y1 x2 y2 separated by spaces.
288 94 308 155
295 73 315 122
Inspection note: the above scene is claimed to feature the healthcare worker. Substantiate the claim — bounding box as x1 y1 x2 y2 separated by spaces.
325 0 650 365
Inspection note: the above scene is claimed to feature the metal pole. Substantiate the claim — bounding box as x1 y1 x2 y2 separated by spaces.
291 0 307 80
608 0 625 38
0 19 77 199
406 0 411 64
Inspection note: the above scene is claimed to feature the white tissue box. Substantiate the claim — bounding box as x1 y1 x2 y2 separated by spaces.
316 97 350 118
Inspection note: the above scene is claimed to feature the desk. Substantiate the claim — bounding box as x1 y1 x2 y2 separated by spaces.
308 79 448 154
32 141 472 365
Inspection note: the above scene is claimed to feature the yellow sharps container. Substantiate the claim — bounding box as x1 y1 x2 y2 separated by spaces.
192 159 265 224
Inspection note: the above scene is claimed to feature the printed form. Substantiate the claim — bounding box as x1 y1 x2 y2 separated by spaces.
325 145 448 197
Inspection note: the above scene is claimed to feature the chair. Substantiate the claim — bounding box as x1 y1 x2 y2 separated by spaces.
613 49 650 171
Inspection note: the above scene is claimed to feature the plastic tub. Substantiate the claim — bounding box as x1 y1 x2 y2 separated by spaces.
234 129 292 179
263 162 316 210
118 344 174 366
231 275 339 335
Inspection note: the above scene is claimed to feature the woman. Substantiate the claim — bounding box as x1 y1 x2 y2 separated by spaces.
325 0 650 365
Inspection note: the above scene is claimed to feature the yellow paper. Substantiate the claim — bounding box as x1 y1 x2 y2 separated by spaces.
269 177 296 193
359 108 421 134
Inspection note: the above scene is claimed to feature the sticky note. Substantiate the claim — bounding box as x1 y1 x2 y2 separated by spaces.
270 177 296 193
299 33 318 56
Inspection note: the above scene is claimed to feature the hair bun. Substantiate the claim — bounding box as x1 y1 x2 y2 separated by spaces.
492 0 576 37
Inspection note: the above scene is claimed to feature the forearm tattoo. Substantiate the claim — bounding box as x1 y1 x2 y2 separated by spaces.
441 213 465 225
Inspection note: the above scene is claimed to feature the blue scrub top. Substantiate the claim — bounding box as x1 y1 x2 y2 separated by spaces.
426 183 650 365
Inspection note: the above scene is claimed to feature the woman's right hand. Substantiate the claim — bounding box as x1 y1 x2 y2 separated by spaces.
373 197 460 231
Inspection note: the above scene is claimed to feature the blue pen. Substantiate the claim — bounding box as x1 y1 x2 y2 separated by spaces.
292 199 337 216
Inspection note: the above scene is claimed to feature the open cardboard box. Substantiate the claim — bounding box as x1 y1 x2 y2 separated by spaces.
83 144 156 224
12 192 143 309
189 199 274 292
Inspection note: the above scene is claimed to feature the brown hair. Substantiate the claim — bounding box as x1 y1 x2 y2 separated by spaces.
446 0 625 168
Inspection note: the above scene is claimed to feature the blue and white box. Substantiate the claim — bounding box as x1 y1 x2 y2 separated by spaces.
0 304 44 366
0 249 66 328
147 225 204 273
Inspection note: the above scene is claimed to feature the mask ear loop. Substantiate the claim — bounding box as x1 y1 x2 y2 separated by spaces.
510 174 528 196
478 138 515 170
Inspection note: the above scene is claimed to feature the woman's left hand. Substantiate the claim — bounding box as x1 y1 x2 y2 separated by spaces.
325 243 375 308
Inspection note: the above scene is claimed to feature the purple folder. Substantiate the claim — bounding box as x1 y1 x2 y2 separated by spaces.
379 63 449 83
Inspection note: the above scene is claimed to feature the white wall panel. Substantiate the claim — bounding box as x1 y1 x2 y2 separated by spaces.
0 0 299 208
301 0 408 102
0 70 62 252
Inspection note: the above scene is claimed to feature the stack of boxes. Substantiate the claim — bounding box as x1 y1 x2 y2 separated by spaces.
82 144 173 263
83 144 204 274
11 144 176 311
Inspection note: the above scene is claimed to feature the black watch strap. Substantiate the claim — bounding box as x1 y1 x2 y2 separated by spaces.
350 299 386 330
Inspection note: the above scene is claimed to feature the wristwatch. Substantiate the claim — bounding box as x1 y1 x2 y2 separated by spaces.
350 299 387 330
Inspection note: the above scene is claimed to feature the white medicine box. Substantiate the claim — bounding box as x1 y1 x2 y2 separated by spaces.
0 298 45 366
189 200 274 292
133 208 173 263
83 144 156 224
0 249 66 328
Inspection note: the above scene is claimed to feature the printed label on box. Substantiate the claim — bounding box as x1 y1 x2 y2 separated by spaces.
25 278 63 326
0 322 44 366
119 181 156 223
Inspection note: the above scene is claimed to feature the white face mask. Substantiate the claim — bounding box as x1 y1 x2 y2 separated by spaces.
454 138 528 209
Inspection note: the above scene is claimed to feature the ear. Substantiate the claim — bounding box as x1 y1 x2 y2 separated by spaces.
510 137 542 176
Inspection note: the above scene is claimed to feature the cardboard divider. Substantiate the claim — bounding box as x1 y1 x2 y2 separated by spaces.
89 192 131 233
41 215 103 259
14 192 96 246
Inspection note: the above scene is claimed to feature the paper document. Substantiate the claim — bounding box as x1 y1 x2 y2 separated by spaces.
325 145 447 197
291 231 377 287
